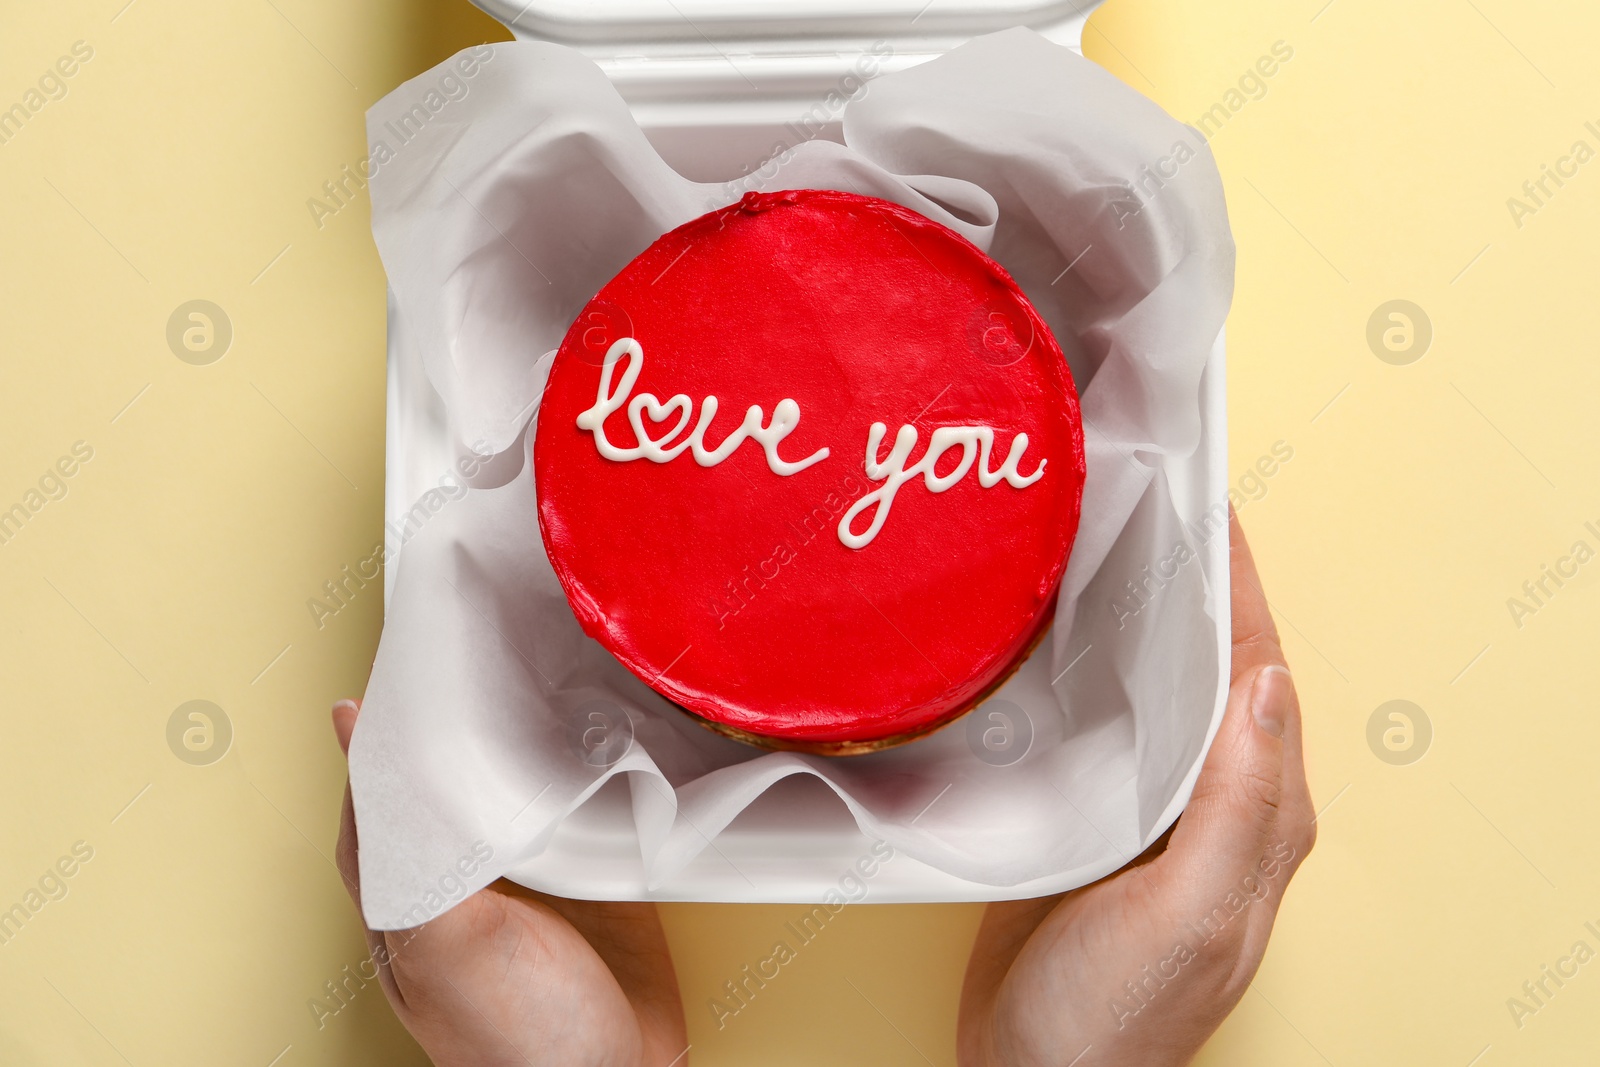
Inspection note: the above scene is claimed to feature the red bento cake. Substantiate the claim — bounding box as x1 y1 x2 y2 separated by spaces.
533 189 1085 754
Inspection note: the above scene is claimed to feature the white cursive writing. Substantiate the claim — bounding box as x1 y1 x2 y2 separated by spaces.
575 338 830 476
574 338 1047 551
837 423 1045 549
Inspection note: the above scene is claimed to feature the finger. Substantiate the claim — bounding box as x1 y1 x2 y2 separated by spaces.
332 698 360 756
332 699 363 901
335 782 361 904
1228 507 1285 686
1154 514 1318 922
1170 515 1293 879
1155 663 1293 919
330 700 407 1006
1229 513 1316 877
970 517 1299 983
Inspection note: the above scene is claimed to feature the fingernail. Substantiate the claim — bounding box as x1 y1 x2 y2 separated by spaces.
331 699 359 755
1251 666 1291 738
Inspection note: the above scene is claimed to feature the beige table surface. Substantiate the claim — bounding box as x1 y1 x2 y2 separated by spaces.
2 0 1598 1063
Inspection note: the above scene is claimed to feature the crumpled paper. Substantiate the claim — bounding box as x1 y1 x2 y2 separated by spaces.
352 27 1235 928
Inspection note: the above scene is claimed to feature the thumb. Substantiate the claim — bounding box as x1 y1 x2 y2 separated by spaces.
1157 663 1295 906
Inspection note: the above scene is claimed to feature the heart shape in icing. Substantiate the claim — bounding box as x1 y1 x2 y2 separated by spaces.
627 392 692 452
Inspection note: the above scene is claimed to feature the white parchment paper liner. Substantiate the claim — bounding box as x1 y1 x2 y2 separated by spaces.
353 28 1235 928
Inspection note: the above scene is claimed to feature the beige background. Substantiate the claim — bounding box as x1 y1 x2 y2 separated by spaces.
2 0 1597 1062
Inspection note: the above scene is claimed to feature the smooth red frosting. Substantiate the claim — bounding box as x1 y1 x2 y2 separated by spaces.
534 189 1084 748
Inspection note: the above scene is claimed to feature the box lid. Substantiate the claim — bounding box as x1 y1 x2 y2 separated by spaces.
469 0 1109 127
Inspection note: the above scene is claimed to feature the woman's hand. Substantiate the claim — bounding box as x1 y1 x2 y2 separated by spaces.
332 701 687 1067
958 512 1317 1067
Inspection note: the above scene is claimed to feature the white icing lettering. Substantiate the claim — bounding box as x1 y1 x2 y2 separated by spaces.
576 339 1046 549
576 338 830 476
837 422 1045 549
